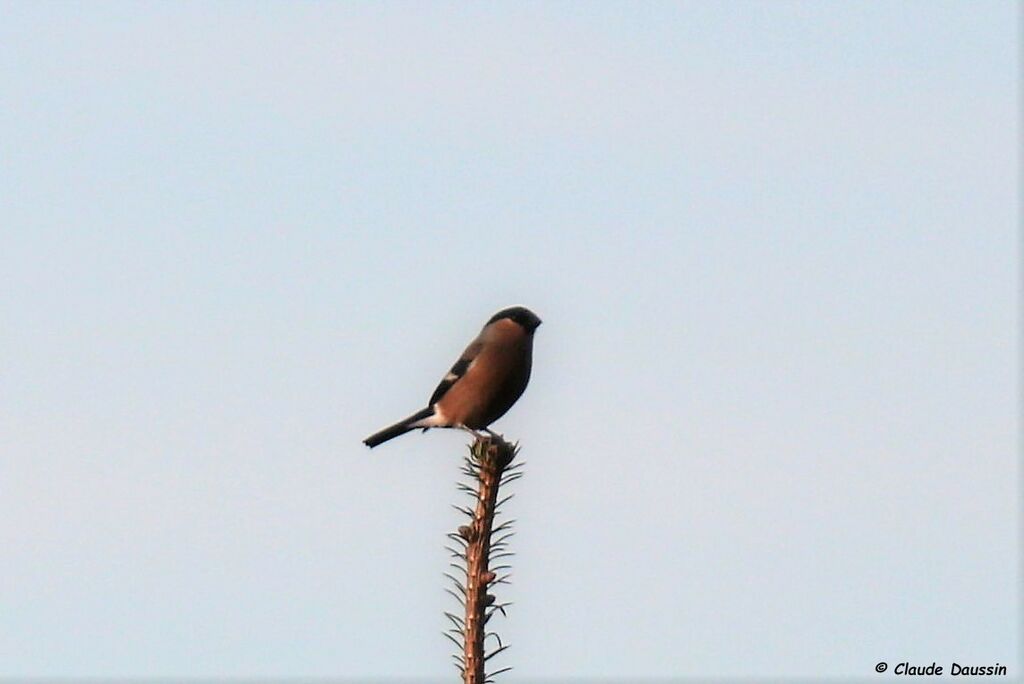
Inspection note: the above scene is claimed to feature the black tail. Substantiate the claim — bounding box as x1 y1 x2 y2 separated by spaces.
363 407 435 448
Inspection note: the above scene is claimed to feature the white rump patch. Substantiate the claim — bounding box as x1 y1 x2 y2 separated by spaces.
413 406 448 428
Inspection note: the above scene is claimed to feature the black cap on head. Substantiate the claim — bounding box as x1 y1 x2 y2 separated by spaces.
488 306 542 332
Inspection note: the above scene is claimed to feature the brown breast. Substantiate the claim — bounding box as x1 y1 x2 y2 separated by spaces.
436 318 534 428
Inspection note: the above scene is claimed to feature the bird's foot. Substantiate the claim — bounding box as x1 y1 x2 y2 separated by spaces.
457 424 487 441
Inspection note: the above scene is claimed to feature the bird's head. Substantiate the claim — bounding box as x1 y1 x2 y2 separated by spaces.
489 306 542 333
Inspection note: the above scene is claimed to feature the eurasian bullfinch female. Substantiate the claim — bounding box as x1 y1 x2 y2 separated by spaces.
363 306 542 448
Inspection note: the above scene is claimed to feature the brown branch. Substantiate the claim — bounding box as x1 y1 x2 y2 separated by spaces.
451 435 518 684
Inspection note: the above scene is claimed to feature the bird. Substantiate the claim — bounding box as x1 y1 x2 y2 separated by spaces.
363 306 542 448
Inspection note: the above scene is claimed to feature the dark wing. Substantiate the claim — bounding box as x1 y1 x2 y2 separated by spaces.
429 340 483 405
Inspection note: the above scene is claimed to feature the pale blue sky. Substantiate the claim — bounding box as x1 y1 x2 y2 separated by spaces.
0 1 1018 680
